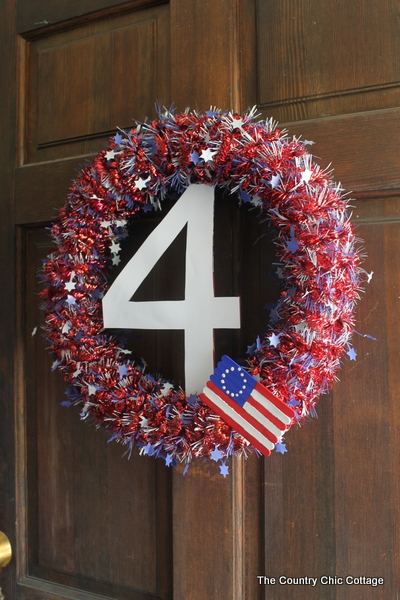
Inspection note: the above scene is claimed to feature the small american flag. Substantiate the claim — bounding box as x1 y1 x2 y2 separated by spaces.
199 355 295 456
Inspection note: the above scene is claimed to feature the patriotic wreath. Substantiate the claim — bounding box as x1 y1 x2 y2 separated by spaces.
40 107 363 471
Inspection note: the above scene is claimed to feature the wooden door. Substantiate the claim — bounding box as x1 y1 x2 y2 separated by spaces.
1 1 399 600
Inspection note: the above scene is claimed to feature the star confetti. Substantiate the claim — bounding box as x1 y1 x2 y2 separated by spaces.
200 147 217 163
219 462 229 477
275 442 287 454
211 447 224 462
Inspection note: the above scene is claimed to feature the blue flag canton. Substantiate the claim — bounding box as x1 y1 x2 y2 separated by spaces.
210 355 257 407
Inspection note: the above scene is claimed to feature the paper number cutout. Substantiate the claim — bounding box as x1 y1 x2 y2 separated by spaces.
102 184 241 393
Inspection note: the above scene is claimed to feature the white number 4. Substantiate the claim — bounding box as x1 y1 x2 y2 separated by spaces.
102 184 241 394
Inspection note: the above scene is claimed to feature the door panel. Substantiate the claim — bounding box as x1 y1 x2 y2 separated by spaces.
22 229 173 600
22 3 170 164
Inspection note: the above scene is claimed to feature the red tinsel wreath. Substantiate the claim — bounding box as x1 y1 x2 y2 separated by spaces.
40 107 364 470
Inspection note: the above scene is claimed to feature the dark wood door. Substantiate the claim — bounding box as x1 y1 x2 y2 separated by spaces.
1 1 399 599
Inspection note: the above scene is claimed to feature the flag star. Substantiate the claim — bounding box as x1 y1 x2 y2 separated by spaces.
115 218 127 228
66 295 77 306
101 220 112 228
134 176 150 190
114 133 123 146
211 447 224 462
220 463 229 477
275 442 287 454
200 147 217 163
62 321 71 334
268 332 281 347
112 254 121 266
87 384 97 396
268 174 280 188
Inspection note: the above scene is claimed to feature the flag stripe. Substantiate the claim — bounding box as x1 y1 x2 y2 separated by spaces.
247 395 289 432
203 381 278 447
199 387 273 456
254 383 294 423
244 400 284 438
208 381 279 445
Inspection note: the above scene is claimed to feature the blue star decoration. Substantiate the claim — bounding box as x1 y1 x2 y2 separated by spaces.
118 364 129 379
66 294 77 306
286 237 299 253
275 442 287 454
268 332 281 348
143 442 156 456
189 151 199 164
211 447 224 461
286 226 299 253
268 174 280 188
219 462 229 477
347 345 357 361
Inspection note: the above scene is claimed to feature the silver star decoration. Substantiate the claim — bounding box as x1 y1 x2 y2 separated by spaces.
161 382 174 396
294 321 307 334
134 176 150 190
139 415 149 428
301 169 312 184
268 174 280 188
62 321 71 334
87 384 97 396
105 149 122 161
230 116 244 130
65 273 76 292
268 332 281 347
112 254 121 266
200 147 217 163
110 240 121 255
